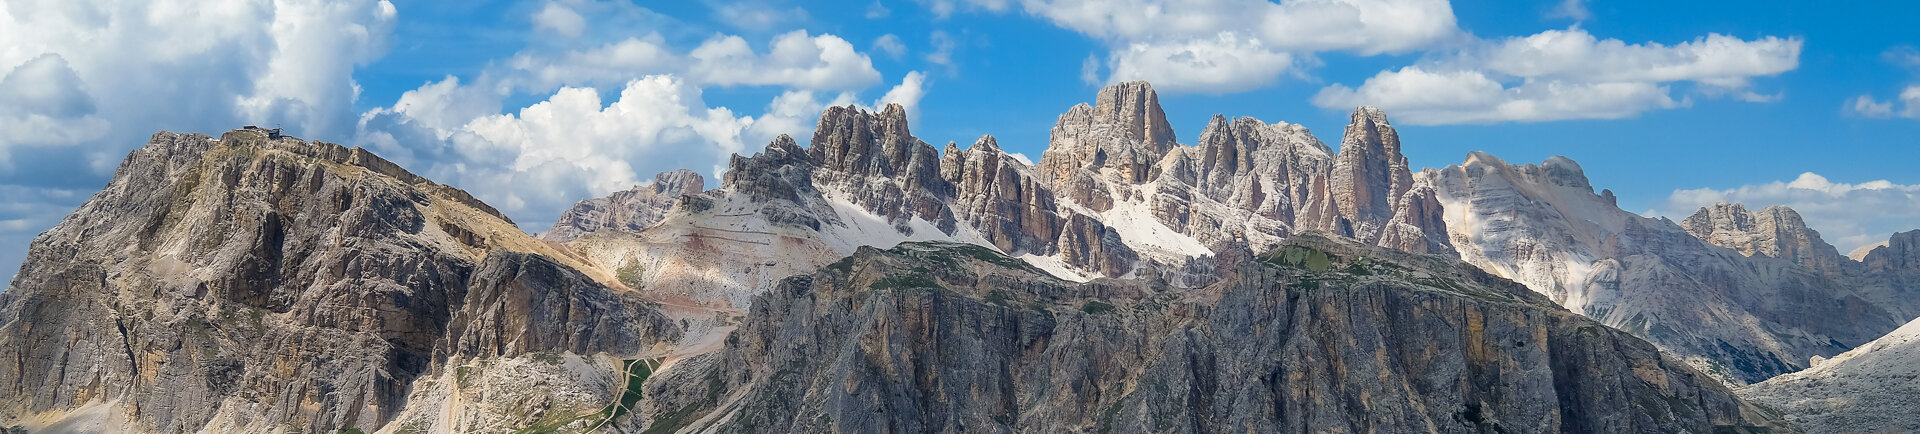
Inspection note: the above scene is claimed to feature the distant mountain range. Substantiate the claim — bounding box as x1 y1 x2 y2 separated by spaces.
3 82 1911 433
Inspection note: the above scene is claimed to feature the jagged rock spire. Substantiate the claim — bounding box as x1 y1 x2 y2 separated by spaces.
1040 81 1177 186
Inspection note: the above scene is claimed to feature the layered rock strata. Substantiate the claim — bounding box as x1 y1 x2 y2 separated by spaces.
1424 152 1901 384
637 236 1788 433
1682 203 1847 273
0 130 678 432
542 169 705 242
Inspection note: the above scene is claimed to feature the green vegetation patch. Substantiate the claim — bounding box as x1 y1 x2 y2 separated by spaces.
521 358 664 434
642 404 704 434
870 272 940 291
985 289 1015 307
1080 300 1117 315
886 242 1049 276
616 258 646 289
1260 245 1336 272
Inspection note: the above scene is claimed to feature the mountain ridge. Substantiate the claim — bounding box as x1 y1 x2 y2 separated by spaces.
2 80 1914 432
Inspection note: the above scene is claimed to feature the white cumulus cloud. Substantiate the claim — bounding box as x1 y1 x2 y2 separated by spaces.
1316 29 1799 124
356 71 929 229
873 34 908 59
1314 67 1680 125
1848 86 1920 120
1017 0 1459 93
504 30 882 93
1106 32 1297 94
1547 0 1590 21
0 0 396 163
533 2 587 38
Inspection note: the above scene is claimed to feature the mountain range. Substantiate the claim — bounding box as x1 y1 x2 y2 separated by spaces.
1 81 1913 433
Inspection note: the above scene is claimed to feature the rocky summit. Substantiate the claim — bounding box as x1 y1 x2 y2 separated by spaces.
0 130 679 433
1 80 1915 433
542 169 706 243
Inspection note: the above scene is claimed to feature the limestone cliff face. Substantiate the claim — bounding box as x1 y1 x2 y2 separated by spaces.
0 130 678 433
1144 108 1453 257
939 136 1062 257
542 169 705 242
639 237 1787 433
1424 152 1900 384
1862 230 1920 273
808 104 953 232
1326 107 1452 255
1847 229 1920 321
1040 80 1176 189
560 82 1456 306
1682 203 1847 273
1152 115 1337 248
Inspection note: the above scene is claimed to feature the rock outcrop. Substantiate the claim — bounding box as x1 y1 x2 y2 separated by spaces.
556 83 1457 309
1682 203 1847 273
1152 115 1338 248
1739 315 1920 433
1142 107 1454 257
1424 152 1901 384
542 169 706 242
1861 230 1920 273
1040 80 1177 189
808 104 953 232
0 129 678 433
638 236 1788 433
939 136 1064 257
1326 107 1452 255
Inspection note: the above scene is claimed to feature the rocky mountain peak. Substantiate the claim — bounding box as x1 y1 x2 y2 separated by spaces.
1681 202 1845 272
1455 151 1594 190
1040 81 1176 186
1539 156 1593 189
1851 241 1891 261
1091 80 1176 150
808 103 922 179
804 103 949 225
1331 106 1412 222
1863 229 1920 272
0 128 676 432
1323 107 1451 254
540 169 708 242
651 168 705 196
722 134 818 204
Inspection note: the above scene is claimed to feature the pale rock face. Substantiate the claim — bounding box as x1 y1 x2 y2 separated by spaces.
541 169 706 242
1681 203 1846 273
0 130 678 432
1424 152 1902 384
1145 108 1453 257
1740 315 1920 433
940 136 1065 258
1152 115 1336 250
560 83 1457 311
1862 230 1920 273
1040 80 1177 189
808 103 953 232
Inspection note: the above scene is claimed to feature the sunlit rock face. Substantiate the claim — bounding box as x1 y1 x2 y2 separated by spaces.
1424 152 1904 384
0 130 678 433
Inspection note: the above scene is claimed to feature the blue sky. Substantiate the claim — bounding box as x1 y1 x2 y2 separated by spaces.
3 0 1919 279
